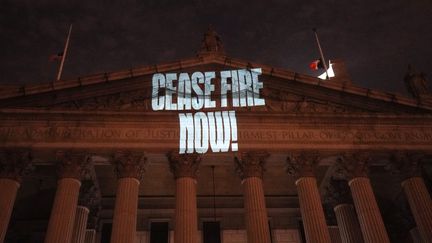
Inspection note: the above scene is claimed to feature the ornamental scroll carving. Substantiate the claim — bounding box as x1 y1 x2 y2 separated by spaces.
286 151 320 178
111 150 147 180
385 151 425 180
336 152 371 180
168 152 201 179
235 151 269 179
56 150 91 180
0 148 33 182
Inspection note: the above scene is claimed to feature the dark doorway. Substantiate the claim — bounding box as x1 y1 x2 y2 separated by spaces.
100 223 112 243
203 221 221 243
150 222 169 243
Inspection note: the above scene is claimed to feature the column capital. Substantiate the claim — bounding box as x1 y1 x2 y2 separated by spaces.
337 152 370 180
78 182 98 207
78 180 101 227
235 151 269 179
386 151 424 181
168 152 201 179
286 151 319 178
111 150 147 180
325 177 353 207
0 148 33 182
56 150 90 180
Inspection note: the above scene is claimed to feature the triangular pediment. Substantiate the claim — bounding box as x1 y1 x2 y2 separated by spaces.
1 55 431 115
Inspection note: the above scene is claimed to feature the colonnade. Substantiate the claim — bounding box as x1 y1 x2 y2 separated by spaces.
0 149 431 243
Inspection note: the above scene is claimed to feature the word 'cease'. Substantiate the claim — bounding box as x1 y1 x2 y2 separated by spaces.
151 68 265 110
151 68 266 154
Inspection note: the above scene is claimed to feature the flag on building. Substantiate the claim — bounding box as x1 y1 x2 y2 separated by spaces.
309 59 325 70
49 52 64 62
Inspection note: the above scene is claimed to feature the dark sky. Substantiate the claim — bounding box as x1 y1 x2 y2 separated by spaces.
1 0 431 95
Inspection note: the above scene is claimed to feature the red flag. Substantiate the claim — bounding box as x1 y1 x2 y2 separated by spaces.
309 59 324 70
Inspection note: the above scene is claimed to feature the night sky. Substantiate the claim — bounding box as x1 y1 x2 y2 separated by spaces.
1 0 431 95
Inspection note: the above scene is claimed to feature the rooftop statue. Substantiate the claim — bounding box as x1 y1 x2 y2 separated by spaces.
404 65 432 101
198 27 225 55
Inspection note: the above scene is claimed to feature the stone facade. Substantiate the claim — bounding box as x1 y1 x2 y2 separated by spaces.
0 31 431 243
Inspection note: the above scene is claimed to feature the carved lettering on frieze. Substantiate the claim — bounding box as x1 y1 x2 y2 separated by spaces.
1 126 432 146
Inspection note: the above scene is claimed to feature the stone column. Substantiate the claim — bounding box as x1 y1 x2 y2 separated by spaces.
45 151 89 243
334 204 364 243
403 177 432 242
0 149 32 243
110 150 146 243
410 227 423 243
235 151 271 243
286 152 331 243
168 153 201 243
71 206 89 243
84 229 96 243
339 152 390 243
326 178 364 243
388 152 432 242
328 226 342 243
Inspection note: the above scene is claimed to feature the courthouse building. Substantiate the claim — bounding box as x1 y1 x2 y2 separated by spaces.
0 29 432 243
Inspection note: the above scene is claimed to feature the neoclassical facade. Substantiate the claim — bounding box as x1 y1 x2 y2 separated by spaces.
0 30 432 243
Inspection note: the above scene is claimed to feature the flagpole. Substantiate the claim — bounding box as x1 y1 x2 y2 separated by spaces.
312 28 329 80
56 24 73 81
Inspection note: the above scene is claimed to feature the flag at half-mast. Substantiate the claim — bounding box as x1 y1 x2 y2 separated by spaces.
310 28 330 79
309 58 325 70
49 24 73 81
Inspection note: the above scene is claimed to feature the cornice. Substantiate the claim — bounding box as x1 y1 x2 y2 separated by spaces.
0 54 431 112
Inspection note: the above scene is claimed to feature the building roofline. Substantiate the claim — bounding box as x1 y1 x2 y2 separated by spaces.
0 53 431 111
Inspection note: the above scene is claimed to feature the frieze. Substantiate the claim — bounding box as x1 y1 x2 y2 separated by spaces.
1 126 432 146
